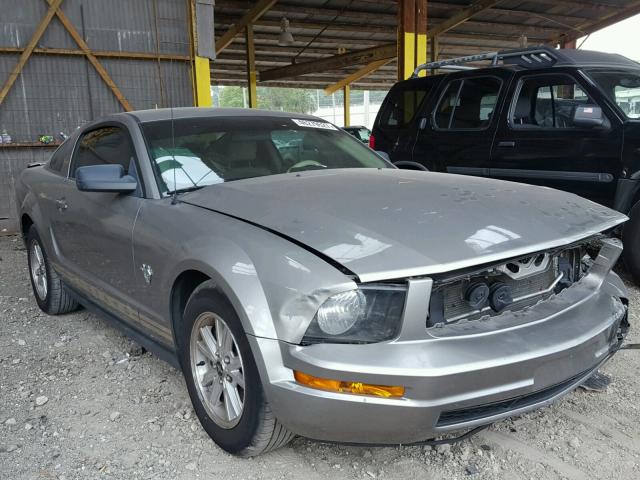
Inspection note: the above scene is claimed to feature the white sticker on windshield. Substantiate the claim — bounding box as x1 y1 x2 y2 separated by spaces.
291 119 338 130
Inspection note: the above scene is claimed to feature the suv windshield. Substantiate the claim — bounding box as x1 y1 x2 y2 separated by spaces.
588 70 640 119
141 116 390 194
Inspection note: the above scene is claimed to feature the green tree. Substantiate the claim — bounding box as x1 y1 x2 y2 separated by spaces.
219 86 244 107
258 87 316 114
218 86 316 113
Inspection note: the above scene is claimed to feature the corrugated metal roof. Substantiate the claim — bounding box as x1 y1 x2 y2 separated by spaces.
213 0 640 90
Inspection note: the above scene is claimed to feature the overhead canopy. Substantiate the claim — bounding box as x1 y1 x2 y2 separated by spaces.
213 0 640 91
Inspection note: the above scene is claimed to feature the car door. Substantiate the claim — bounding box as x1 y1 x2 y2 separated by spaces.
411 71 512 173
372 76 440 163
51 124 143 319
491 71 623 207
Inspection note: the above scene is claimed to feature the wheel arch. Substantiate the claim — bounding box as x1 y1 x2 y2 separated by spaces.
21 213 34 239
169 269 211 350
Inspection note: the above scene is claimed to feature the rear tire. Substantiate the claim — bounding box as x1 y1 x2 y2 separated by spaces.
623 200 640 285
26 225 79 315
178 280 294 457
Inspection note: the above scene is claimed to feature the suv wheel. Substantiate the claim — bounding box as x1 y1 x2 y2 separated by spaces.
179 280 294 456
26 225 79 315
623 200 640 284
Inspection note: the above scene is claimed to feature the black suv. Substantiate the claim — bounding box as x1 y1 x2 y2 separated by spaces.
371 47 640 283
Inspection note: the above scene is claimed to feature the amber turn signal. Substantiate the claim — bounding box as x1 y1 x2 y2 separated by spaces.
294 371 404 398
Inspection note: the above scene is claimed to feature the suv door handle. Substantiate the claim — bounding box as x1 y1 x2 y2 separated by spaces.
55 198 68 211
497 141 515 148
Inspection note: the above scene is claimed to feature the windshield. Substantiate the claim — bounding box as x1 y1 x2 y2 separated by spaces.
588 70 640 119
141 116 390 194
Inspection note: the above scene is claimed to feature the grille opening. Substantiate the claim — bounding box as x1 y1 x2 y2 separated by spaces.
428 243 596 328
436 366 597 427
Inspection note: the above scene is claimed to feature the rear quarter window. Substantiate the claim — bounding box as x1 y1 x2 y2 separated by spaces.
47 138 75 176
377 79 435 129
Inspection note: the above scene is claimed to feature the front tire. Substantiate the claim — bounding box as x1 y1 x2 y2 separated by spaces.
179 281 294 456
26 225 79 315
623 200 640 284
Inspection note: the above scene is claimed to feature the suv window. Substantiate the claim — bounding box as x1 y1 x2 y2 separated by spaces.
588 70 640 119
71 126 135 178
378 81 432 128
512 77 594 128
48 138 74 175
434 77 501 130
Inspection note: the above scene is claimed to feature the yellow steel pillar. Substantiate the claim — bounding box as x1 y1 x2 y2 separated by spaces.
343 85 350 127
416 0 427 77
245 24 257 108
397 0 415 81
190 0 213 107
194 56 212 107
398 0 428 80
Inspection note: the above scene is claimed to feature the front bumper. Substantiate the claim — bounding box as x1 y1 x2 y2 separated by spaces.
250 240 630 444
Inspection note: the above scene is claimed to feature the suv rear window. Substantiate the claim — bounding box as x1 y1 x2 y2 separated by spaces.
377 80 433 128
434 77 501 130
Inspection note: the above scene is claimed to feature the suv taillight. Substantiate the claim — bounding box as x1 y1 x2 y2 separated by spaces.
369 134 375 149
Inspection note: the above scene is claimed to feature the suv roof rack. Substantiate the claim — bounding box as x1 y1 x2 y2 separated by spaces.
411 47 558 78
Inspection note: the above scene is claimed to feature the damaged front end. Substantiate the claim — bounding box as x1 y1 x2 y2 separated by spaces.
427 235 628 339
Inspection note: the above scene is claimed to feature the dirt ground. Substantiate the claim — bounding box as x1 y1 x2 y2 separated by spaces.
1 234 639 480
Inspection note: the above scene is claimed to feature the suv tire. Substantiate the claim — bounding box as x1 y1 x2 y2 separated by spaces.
26 225 79 315
623 200 640 284
179 280 294 457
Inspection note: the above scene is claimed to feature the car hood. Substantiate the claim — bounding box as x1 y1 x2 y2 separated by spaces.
183 169 627 282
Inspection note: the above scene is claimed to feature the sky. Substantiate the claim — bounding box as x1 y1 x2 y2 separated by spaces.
580 13 640 61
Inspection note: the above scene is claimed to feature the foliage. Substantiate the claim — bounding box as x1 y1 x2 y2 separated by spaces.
218 86 316 113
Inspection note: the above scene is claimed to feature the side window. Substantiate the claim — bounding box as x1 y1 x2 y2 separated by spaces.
512 77 595 128
48 138 74 175
71 126 135 178
434 77 501 130
378 82 431 128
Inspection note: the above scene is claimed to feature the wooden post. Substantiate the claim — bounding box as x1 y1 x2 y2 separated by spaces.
343 85 350 127
246 24 257 108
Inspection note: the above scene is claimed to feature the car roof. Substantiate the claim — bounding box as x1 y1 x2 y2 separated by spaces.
532 48 640 69
401 48 640 85
124 107 321 123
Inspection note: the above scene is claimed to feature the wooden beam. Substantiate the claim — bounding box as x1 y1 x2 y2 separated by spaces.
259 44 396 82
0 0 63 106
0 46 190 61
46 0 132 111
215 0 277 55
429 0 501 38
550 0 640 44
324 59 391 95
259 0 501 82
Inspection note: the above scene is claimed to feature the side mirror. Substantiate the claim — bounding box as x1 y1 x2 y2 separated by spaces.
75 164 137 193
394 161 429 171
573 105 605 128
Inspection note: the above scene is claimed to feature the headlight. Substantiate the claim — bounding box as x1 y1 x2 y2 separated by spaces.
302 284 406 344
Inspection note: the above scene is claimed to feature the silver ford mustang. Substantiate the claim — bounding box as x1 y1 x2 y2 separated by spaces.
16 108 630 457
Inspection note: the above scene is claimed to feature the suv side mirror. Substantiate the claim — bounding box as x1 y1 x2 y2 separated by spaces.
75 164 137 193
573 105 605 128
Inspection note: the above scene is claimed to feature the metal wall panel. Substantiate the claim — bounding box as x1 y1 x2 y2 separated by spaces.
0 0 195 232
0 148 55 234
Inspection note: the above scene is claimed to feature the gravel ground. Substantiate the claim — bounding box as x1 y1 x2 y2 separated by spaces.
1 234 639 480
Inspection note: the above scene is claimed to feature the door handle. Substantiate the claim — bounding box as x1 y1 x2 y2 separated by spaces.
55 198 68 211
497 141 515 148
